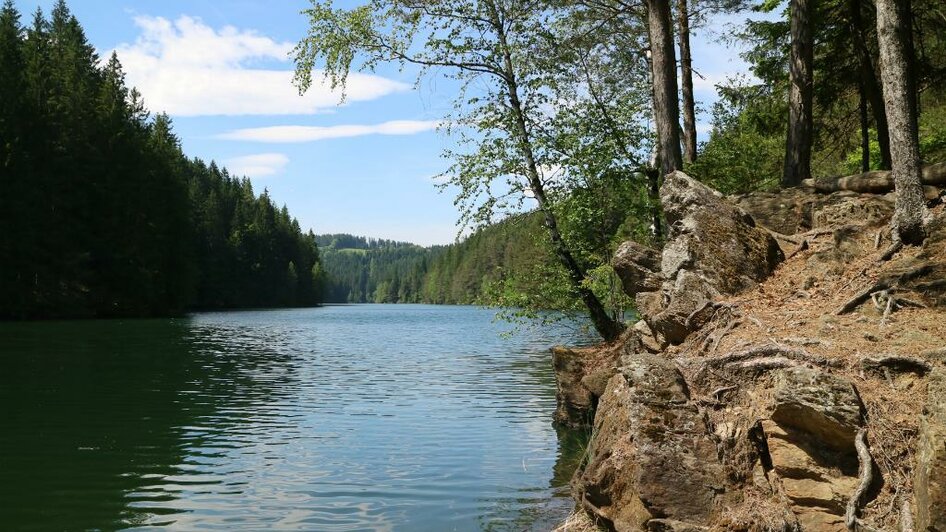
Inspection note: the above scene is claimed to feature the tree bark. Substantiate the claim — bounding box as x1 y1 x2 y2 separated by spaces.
646 0 683 177
848 0 892 170
783 0 814 188
487 1 625 342
859 83 870 173
803 161 946 193
676 0 697 165
876 0 927 245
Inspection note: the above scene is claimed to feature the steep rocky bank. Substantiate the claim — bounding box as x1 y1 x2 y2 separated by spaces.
554 172 946 531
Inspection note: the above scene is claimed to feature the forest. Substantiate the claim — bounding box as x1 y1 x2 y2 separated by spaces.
0 1 324 319
3 0 945 330
317 217 556 305
295 0 946 340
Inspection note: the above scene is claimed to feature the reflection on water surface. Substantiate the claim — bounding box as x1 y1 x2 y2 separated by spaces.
0 305 590 531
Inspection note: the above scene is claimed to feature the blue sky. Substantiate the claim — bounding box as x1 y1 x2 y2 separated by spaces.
14 0 762 245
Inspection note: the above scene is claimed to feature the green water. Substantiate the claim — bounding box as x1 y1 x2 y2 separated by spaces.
0 305 590 531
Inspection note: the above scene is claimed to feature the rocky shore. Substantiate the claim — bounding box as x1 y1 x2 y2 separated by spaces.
554 172 946 531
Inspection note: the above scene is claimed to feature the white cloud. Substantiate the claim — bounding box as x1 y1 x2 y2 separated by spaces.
218 120 440 143
225 153 289 178
112 15 408 116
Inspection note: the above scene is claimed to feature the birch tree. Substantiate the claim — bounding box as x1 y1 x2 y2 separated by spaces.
294 0 627 340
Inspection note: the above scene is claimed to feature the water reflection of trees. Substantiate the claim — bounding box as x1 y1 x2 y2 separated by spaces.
0 316 296 530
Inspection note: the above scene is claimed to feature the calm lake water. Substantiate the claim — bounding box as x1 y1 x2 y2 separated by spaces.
0 305 591 531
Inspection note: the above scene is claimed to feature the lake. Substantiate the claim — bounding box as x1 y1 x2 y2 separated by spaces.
0 304 591 531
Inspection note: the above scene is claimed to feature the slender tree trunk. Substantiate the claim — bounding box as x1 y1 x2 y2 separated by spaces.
848 0 892 169
783 0 814 188
876 0 927 244
646 0 683 177
676 0 697 165
488 2 625 342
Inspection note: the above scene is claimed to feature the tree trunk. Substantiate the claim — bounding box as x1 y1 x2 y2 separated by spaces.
848 0 892 169
859 83 870 173
646 0 683 177
876 0 927 245
488 2 625 342
783 0 814 188
676 0 697 165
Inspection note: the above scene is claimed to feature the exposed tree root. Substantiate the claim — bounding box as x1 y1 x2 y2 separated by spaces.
879 241 904 262
846 429 876 530
711 385 738 399
786 239 809 260
705 344 843 371
766 228 805 245
836 265 933 315
838 282 894 315
686 300 717 330
900 499 915 532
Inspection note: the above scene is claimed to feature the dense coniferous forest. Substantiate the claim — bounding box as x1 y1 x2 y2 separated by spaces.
0 1 323 319
315 235 437 303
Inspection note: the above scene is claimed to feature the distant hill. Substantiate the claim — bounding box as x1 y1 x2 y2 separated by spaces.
315 213 551 305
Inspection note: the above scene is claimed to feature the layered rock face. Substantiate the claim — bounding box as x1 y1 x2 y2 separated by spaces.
575 353 728 530
556 173 946 531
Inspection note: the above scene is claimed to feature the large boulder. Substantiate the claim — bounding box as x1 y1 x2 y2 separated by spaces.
574 353 728 531
915 370 946 530
649 270 719 345
733 188 894 236
660 172 784 294
771 367 866 452
623 172 784 344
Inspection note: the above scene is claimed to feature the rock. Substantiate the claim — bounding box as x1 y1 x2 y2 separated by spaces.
733 187 816 235
575 353 727 531
771 367 865 452
613 241 664 295
660 172 783 295
733 187 895 237
612 173 783 346
632 319 665 353
635 291 665 322
552 346 622 427
751 368 865 531
649 270 719 345
636 172 783 345
915 370 946 530
762 420 860 532
552 346 604 427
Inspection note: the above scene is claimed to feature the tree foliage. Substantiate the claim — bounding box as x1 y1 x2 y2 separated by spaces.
293 0 659 340
0 1 323 318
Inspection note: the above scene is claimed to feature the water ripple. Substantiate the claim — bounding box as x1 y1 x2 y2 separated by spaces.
0 305 592 531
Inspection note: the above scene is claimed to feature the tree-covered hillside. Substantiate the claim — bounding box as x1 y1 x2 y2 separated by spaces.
319 207 633 322
0 1 323 319
316 236 436 303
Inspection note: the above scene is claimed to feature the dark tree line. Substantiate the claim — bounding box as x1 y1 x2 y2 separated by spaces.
0 1 323 319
